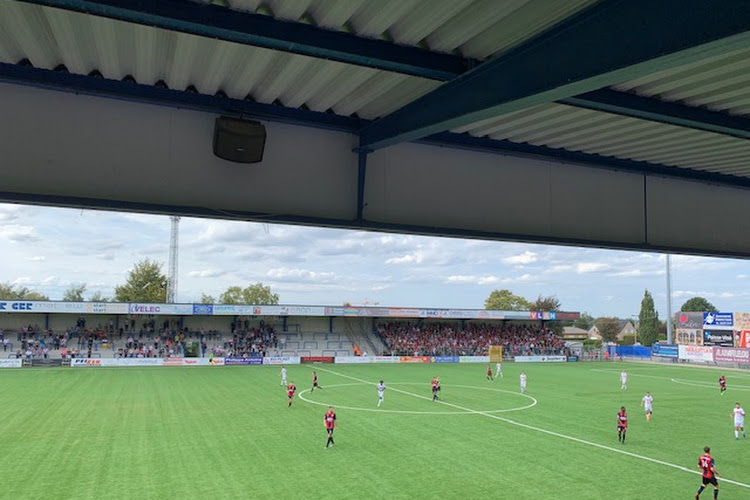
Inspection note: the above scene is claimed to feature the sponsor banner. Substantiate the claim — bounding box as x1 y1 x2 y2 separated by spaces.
263 357 301 365
475 310 507 320
459 356 490 363
679 345 714 362
129 303 193 315
433 356 460 363
651 343 679 358
212 305 256 315
71 359 102 367
567 356 579 362
703 312 733 330
713 347 750 364
117 358 164 367
676 328 703 345
224 357 263 366
419 309 450 319
373 356 399 363
301 356 335 363
736 330 750 349
31 359 64 367
734 312 750 330
675 312 703 329
515 355 567 363
398 356 431 363
255 305 326 316
703 330 734 347
0 359 22 368
86 302 129 314
555 312 581 321
209 358 225 366
529 311 557 321
163 357 185 366
192 304 213 315
335 356 375 364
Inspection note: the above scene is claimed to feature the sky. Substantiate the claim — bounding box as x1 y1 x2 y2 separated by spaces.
0 202 748 319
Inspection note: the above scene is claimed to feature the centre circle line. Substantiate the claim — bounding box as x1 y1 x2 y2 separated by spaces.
297 381 537 415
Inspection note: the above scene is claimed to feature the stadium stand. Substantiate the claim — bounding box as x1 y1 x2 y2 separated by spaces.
378 322 565 357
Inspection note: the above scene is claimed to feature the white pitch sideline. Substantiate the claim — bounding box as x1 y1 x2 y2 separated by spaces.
313 365 750 491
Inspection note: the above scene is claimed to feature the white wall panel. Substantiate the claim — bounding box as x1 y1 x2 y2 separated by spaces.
0 83 359 220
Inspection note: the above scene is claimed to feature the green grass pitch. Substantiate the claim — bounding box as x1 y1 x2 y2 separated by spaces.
1 362 749 499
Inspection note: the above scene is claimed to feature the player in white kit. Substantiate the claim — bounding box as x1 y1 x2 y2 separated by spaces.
620 371 628 390
520 371 527 393
640 392 653 422
732 402 746 440
377 381 386 407
280 365 287 386
496 362 503 378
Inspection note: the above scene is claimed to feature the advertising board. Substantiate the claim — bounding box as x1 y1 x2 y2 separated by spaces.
263 357 301 365
676 328 702 345
224 357 262 365
651 344 679 358
398 356 431 363
713 347 750 364
433 356 460 363
301 356 335 363
0 359 22 368
703 330 735 347
458 356 490 363
515 356 566 363
678 345 714 362
703 312 734 330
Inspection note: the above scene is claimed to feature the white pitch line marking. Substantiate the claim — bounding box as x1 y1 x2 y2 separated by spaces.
314 365 750 490
298 382 536 415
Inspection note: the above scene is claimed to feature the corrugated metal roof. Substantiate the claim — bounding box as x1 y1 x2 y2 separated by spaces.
456 103 750 177
198 0 600 60
613 47 750 117
0 1 442 119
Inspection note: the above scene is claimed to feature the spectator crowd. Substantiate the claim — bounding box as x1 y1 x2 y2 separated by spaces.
377 321 565 357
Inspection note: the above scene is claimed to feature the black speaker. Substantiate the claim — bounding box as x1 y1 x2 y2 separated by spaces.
213 117 266 163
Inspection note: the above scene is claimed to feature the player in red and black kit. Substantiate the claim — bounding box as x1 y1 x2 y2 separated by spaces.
617 406 628 444
287 382 296 407
311 371 323 392
323 406 337 449
718 375 726 395
431 376 441 402
696 446 720 499
486 364 494 381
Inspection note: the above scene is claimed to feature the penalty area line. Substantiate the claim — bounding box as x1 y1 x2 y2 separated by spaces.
313 365 750 490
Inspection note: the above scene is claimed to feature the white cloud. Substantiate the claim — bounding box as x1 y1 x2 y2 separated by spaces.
385 252 424 265
576 262 609 273
446 275 502 285
0 224 39 243
267 267 335 281
188 269 226 278
502 251 537 265
25 256 45 262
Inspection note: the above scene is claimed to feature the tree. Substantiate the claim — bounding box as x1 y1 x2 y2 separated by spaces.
573 312 595 330
638 289 661 346
0 282 49 300
88 291 111 302
680 296 718 312
200 293 216 304
219 283 279 305
485 289 532 311
596 317 621 343
114 259 167 303
531 294 561 311
62 283 86 302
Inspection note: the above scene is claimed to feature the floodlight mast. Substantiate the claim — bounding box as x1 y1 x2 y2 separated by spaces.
167 216 180 303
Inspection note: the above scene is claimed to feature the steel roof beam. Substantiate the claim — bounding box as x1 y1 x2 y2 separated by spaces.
561 89 750 140
360 0 750 150
18 0 470 80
